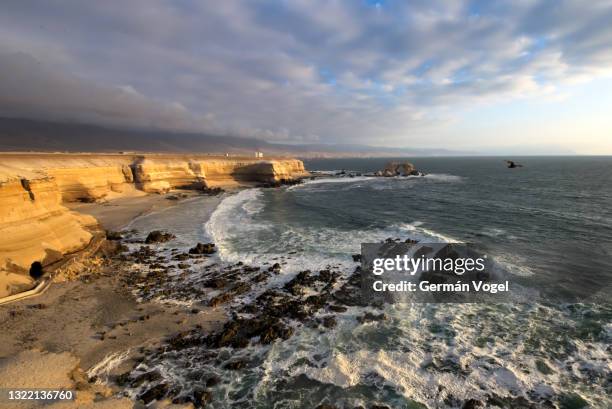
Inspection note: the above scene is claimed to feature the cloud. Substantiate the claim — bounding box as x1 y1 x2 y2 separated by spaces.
0 52 215 132
0 0 611 148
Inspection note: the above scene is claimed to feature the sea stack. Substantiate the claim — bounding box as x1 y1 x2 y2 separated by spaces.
376 161 424 177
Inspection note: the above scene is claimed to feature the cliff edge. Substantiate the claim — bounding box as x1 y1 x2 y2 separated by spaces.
0 153 308 297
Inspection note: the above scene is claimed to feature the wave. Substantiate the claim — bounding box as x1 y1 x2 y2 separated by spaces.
289 173 463 192
287 176 374 191
205 188 271 262
205 188 461 277
256 300 608 408
422 173 464 182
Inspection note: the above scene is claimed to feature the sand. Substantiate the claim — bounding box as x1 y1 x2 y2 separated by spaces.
0 192 227 408
67 191 184 232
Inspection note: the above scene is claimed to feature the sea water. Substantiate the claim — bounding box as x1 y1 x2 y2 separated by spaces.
127 156 612 408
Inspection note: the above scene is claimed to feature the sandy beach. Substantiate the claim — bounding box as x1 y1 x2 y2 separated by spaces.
0 192 227 408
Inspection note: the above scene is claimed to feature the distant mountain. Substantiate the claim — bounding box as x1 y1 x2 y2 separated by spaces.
0 117 471 157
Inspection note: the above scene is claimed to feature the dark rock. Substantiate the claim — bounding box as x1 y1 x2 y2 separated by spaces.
352 254 361 262
315 405 339 409
202 186 224 195
357 312 388 323
27 303 46 309
329 305 347 313
260 321 294 344
189 242 216 255
145 230 176 244
209 292 234 307
268 262 282 273
462 399 485 409
113 372 131 386
257 178 303 188
105 230 123 240
192 389 212 406
138 383 168 404
205 375 221 387
322 316 337 328
224 360 247 370
204 278 228 289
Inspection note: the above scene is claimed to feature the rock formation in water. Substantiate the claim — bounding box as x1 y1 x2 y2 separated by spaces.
375 161 423 177
0 153 308 297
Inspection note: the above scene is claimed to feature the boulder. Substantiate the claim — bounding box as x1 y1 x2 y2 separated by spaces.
144 230 175 244
189 242 216 255
377 161 424 177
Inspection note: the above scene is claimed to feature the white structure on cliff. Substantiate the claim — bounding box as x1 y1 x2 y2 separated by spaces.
255 151 264 158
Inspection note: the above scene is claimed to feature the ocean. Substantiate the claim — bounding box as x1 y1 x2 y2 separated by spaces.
124 157 612 408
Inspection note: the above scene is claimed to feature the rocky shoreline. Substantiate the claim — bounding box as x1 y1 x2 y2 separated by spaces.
0 182 600 409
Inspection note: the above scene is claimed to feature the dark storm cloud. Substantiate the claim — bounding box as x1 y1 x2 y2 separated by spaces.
0 0 611 145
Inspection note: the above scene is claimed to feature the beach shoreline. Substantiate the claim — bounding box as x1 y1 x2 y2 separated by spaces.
0 191 229 408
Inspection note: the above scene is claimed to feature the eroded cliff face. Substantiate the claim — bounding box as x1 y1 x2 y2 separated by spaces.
0 155 136 202
132 156 309 192
0 174 95 297
0 153 308 297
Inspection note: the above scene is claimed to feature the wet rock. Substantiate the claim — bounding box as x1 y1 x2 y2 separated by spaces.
193 389 212 405
558 393 589 409
260 321 294 344
284 270 314 295
138 382 168 404
462 399 485 409
315 405 339 409
357 312 388 323
105 230 123 240
487 395 539 409
212 316 293 348
205 375 220 387
322 316 337 328
202 186 224 195
268 262 282 273
189 242 216 255
204 278 228 289
257 178 303 188
352 254 362 262
329 305 347 313
177 262 190 269
535 359 554 375
145 230 176 244
209 292 234 307
114 372 131 386
224 359 247 370
252 272 270 283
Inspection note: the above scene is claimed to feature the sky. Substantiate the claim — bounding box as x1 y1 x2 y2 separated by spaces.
1 0 611 154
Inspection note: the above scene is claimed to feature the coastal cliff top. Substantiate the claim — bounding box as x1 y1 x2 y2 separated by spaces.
0 152 303 182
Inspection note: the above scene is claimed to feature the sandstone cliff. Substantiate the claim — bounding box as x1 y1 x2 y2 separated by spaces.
132 157 308 192
0 174 96 297
0 153 308 297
